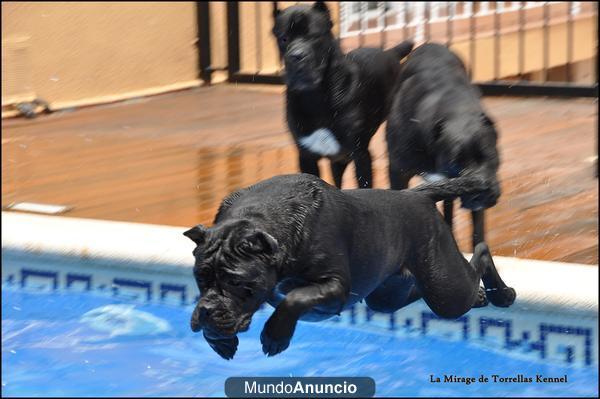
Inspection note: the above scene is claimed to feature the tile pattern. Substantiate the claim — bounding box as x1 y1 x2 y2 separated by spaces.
3 254 596 366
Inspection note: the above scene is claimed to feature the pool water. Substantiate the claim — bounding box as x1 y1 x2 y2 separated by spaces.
2 286 597 397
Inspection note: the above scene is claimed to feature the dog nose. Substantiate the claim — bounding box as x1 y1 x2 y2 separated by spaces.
198 304 211 320
190 304 211 332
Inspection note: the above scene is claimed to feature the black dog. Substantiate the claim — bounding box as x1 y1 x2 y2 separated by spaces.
386 43 501 248
184 174 516 359
273 1 413 188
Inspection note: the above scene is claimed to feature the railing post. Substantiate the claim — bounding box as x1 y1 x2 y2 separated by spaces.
414 2 425 44
479 1 489 15
378 1 386 49
197 1 212 85
402 2 409 41
340 2 348 38
542 1 550 82
446 2 455 47
468 2 476 80
494 1 500 80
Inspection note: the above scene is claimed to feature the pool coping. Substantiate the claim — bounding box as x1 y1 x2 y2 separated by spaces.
2 210 598 316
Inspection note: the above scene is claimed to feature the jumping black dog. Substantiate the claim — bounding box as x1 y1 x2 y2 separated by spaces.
184 174 516 359
273 1 413 188
386 43 501 248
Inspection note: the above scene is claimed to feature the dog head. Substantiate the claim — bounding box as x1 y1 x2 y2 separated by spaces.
184 219 280 338
433 113 501 210
272 1 336 91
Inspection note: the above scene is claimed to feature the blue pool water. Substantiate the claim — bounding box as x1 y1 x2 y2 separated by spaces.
2 286 597 397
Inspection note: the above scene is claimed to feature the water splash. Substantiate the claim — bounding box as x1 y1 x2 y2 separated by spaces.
80 305 171 338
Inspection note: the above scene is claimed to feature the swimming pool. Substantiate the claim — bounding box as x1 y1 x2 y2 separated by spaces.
2 212 598 397
1 283 596 397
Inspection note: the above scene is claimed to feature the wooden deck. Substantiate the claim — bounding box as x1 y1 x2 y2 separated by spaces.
2 84 597 264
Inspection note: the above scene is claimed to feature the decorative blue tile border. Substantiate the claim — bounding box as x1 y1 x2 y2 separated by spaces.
66 273 92 291
160 283 187 305
422 312 469 339
2 253 597 367
479 317 524 349
112 278 152 301
338 301 597 366
21 269 58 290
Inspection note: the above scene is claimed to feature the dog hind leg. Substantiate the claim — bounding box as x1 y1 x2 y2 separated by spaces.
471 242 516 307
414 237 515 319
471 286 489 308
389 165 414 190
353 148 373 188
365 271 422 313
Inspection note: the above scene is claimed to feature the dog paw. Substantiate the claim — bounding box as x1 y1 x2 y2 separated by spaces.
486 286 516 308
260 328 291 357
203 331 239 360
260 326 291 357
472 286 489 308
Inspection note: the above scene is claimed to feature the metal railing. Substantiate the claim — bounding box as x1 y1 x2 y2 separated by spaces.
197 1 598 97
340 2 548 41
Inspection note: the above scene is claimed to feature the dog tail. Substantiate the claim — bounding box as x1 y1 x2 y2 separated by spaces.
387 40 414 60
410 176 488 202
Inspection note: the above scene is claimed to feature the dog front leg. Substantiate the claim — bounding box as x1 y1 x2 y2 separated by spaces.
331 158 350 188
298 150 320 177
472 209 485 249
260 279 347 356
443 199 454 229
353 148 373 188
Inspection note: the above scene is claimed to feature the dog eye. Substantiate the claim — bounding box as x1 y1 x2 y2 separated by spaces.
279 35 288 44
195 267 213 284
227 281 254 297
239 240 258 253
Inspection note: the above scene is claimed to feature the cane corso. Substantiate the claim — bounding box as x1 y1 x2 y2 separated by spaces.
184 174 516 359
386 43 501 248
273 1 413 188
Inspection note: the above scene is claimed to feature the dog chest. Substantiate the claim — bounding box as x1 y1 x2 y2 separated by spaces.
298 128 342 157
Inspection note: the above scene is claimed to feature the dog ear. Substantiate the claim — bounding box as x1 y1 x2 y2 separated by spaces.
313 1 329 14
433 119 444 142
313 1 333 29
481 113 495 127
239 230 279 255
183 225 208 246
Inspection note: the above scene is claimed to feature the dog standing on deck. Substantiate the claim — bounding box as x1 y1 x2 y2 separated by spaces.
386 43 501 248
184 174 516 359
273 1 413 188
